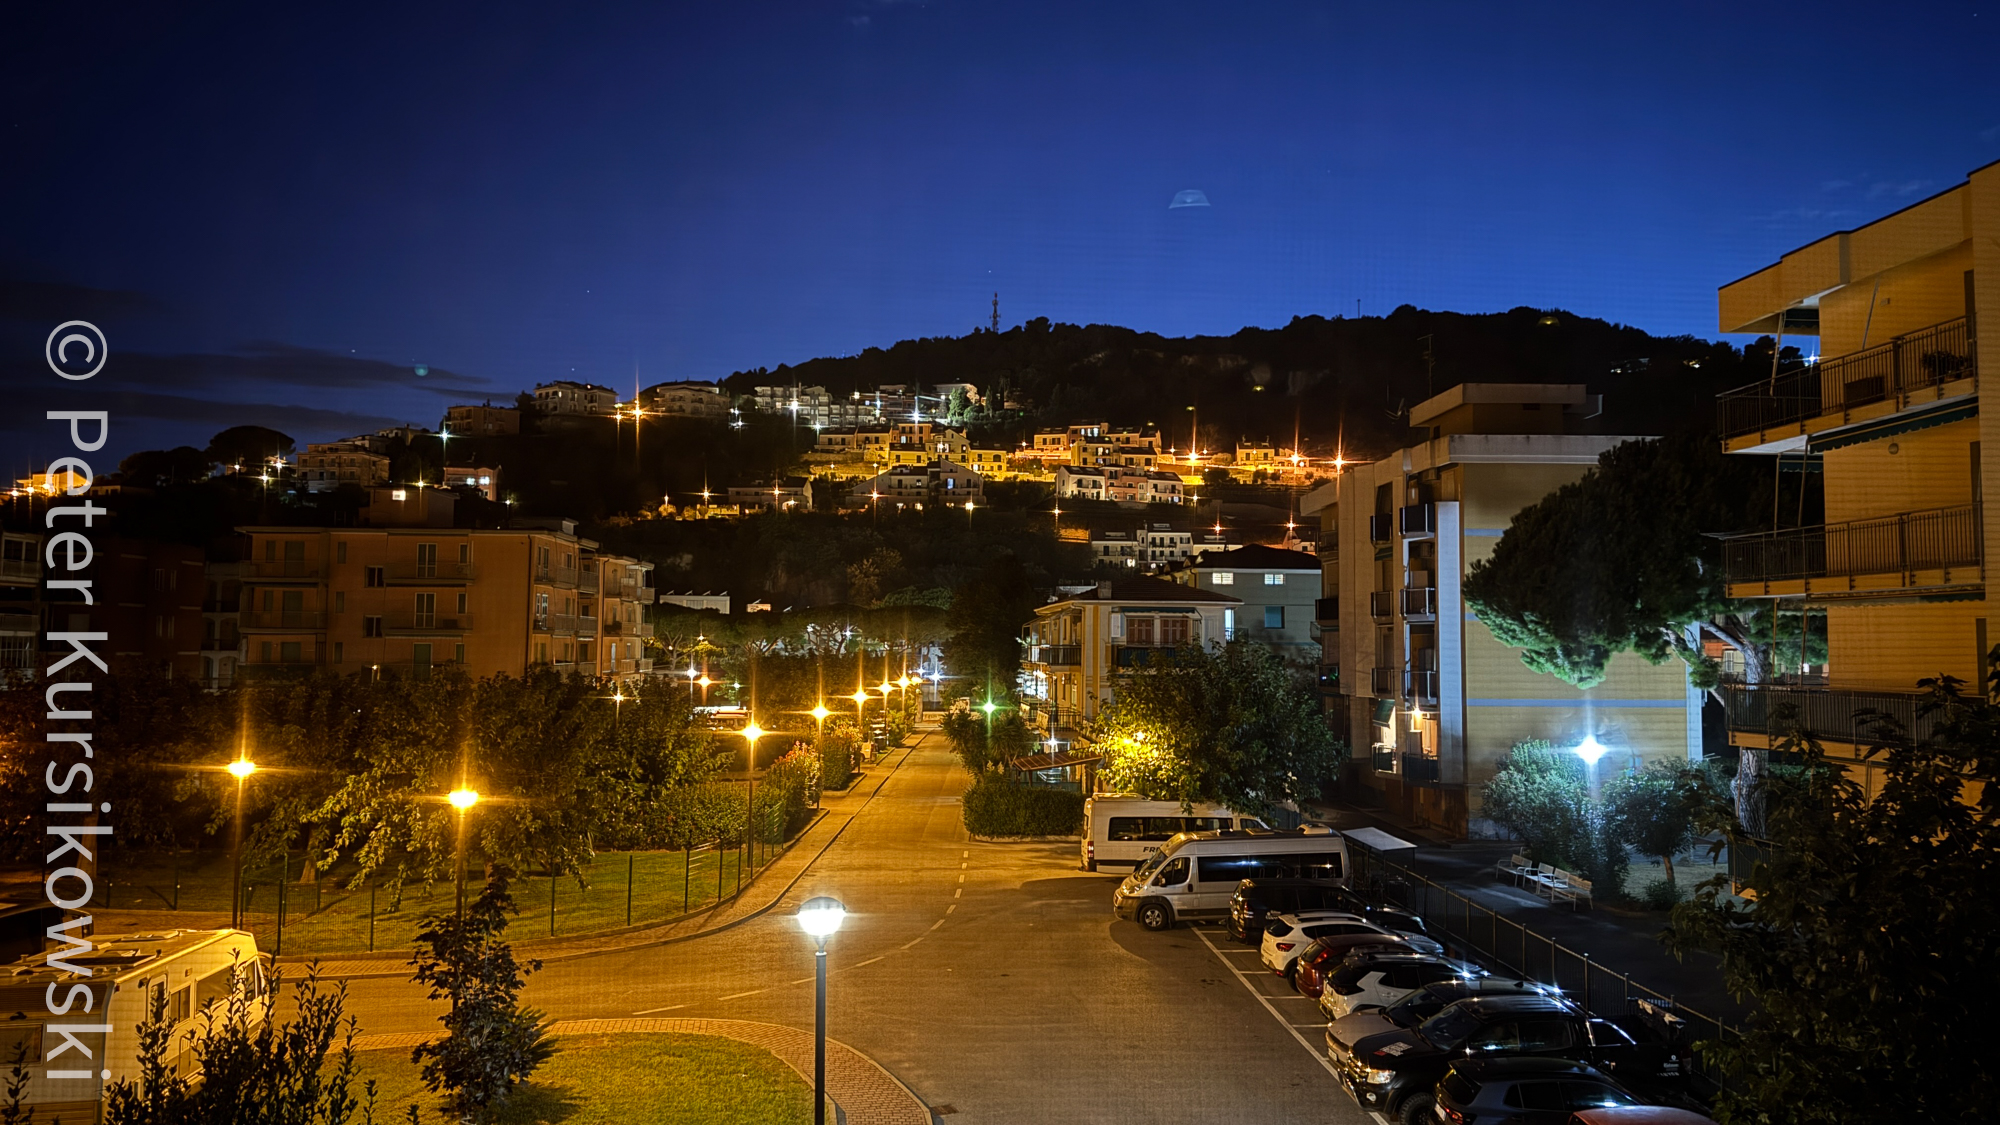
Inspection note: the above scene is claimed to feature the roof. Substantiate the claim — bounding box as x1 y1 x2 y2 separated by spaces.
1191 544 1320 570
1041 573 1240 608
0 929 242 987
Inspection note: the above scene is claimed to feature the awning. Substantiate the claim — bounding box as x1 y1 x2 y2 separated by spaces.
1808 400 1977 453
1371 697 1396 725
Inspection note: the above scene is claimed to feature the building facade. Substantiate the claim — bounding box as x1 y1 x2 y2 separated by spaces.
533 381 619 416
1712 159 1999 800
1307 383 1698 837
444 404 521 437
1170 544 1321 664
639 381 732 420
297 441 391 493
0 529 42 674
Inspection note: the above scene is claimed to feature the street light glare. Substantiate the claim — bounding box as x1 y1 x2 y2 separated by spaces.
227 758 257 779
1574 735 1608 766
741 722 765 741
448 787 480 810
796 896 847 937
849 690 871 704
981 700 997 715
810 705 831 722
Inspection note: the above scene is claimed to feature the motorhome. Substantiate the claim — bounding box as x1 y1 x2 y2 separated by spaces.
1080 794 1268 871
1111 828 1350 931
0 929 267 1119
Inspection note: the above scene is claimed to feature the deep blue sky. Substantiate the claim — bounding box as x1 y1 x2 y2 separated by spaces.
3 1 1995 462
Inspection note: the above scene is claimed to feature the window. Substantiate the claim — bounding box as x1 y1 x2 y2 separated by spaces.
1159 615 1189 645
1223 607 1235 641
416 543 437 578
280 641 302 663
1504 1082 1565 1111
334 591 345 613
363 616 383 637
413 643 432 666
1127 616 1156 645
1153 857 1190 887
1212 571 1234 585
454 643 465 664
260 641 272 662
365 566 385 587
414 592 436 628
1264 605 1285 629
336 542 348 564
194 967 234 1011
458 543 469 564
333 641 343 664
0 1024 41 1065
169 986 192 1024
456 592 468 613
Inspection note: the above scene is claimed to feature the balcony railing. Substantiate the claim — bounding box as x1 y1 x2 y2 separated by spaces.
633 621 655 638
578 569 600 594
250 560 321 580
1370 747 1398 773
536 565 578 588
383 611 474 634
1401 753 1441 784
1720 683 1944 748
387 562 477 584
1314 596 1339 626
1317 528 1339 555
1399 503 1435 537
1369 666 1397 696
241 610 327 631
0 611 38 634
1406 668 1438 705
1399 586 1437 619
1027 644 1081 666
1368 514 1393 543
1717 317 1976 439
0 559 40 582
1368 590 1395 621
544 613 582 634
1722 505 1980 590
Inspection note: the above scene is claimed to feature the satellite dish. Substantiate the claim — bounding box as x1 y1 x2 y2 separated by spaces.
1169 189 1210 209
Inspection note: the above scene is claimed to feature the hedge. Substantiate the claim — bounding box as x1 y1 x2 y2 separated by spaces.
961 776 1084 837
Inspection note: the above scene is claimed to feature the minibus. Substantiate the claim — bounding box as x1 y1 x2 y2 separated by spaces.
1080 794 1268 871
1111 828 1349 930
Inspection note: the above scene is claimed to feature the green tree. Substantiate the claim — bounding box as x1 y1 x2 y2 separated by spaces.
205 425 296 469
1093 643 1344 816
1462 432 1772 691
409 866 556 1122
943 555 1037 691
1664 670 2000 1123
1479 740 1627 893
1601 762 1700 885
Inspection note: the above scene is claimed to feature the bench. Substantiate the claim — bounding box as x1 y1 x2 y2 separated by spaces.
1494 854 1537 887
1547 873 1594 911
1526 863 1562 899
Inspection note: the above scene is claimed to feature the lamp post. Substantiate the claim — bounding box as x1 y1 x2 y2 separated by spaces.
740 721 764 878
449 787 480 917
795 896 847 1125
227 757 257 929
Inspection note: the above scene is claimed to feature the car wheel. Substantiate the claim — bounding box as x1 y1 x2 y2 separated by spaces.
1137 901 1172 931
1397 1093 1433 1125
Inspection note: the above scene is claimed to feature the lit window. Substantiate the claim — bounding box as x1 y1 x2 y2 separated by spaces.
1213 571 1234 586
1264 573 1285 586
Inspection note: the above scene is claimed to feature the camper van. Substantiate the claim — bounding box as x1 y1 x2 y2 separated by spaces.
1080 794 1268 871
1112 828 1350 931
0 929 268 1119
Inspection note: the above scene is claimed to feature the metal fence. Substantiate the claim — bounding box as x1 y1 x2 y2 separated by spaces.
1347 847 1737 1102
1718 682 1943 747
1717 316 1975 437
1721 504 1980 586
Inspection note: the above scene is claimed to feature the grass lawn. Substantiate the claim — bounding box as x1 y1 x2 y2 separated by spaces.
347 1033 816 1124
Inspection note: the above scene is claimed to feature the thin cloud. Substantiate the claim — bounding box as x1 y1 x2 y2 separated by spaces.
1866 179 1930 200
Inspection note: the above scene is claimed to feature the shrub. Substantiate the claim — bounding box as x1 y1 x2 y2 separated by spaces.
1636 877 1685 911
817 724 861 791
961 775 1084 837
753 748 819 843
1480 740 1628 898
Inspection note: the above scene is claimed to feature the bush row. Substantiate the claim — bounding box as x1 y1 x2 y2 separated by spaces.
961 776 1084 837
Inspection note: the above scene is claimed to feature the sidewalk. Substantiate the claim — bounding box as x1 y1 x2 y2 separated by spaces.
349 1017 931 1125
279 734 928 980
1308 800 1744 1022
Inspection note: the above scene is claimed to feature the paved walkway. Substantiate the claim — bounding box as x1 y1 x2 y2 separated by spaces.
278 738 924 980
349 1017 931 1125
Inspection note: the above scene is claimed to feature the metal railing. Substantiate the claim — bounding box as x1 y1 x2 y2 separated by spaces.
1346 848 1736 1104
1368 590 1395 621
0 559 40 582
241 610 327 630
1317 528 1339 555
250 560 321 580
1370 666 1397 696
1027 644 1081 666
1400 586 1437 618
1400 753 1440 783
0 611 38 634
1722 504 1980 586
1407 668 1438 705
1368 513 1393 543
1717 316 1975 438
633 621 655 638
536 565 579 588
1314 596 1339 625
387 561 477 584
1370 746 1398 773
1400 502 1435 536
578 569 600 594
382 611 475 634
1719 682 1944 747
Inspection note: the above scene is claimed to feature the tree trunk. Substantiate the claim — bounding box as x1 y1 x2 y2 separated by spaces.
1660 852 1676 885
1690 618 1768 834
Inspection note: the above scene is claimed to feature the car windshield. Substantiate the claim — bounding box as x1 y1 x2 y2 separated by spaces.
1132 851 1170 880
1416 1006 1483 1050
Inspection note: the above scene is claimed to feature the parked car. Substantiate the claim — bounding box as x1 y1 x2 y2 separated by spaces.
1435 1057 1640 1125
1316 950 1480 1019
1568 1108 1720 1125
1292 934 1419 998
1324 977 1545 1061
1112 829 1350 931
1225 878 1348 943
1325 993 1680 1125
1258 911 1394 977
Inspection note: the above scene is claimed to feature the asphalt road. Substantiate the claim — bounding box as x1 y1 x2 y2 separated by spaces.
340 733 1380 1124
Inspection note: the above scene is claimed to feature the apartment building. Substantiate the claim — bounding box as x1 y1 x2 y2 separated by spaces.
441 465 501 503
727 479 815 510
101 539 206 679
297 441 390 493
1305 383 1696 836
1019 575 1239 748
1711 159 1998 799
849 459 984 508
639 381 732 420
236 488 654 683
444 404 521 436
0 530 41 674
1170 544 1321 664
533 381 620 416
202 559 246 690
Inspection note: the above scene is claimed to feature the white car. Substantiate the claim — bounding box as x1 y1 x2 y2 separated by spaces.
1315 951 1480 1020
1257 910 1394 976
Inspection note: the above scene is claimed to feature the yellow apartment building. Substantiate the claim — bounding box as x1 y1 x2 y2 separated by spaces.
1713 158 1997 797
237 488 654 683
1304 383 1699 837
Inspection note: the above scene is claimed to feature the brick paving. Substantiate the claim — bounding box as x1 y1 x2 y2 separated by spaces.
347 1017 932 1125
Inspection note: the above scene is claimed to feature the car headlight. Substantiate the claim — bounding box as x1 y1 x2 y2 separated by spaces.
1360 1067 1396 1085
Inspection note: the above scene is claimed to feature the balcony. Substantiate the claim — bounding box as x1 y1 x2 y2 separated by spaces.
1720 683 1943 750
1399 586 1437 620
1406 669 1438 706
1317 528 1339 556
1368 590 1395 621
1721 505 1981 600
1112 644 1177 668
1367 514 1393 543
0 611 38 634
1314 596 1339 626
633 621 655 638
1370 746 1398 773
386 562 477 585
249 560 321 581
1369 666 1397 697
1027 644 1081 666
0 559 40 583
578 569 600 594
1401 753 1441 784
1716 317 1976 452
382 611 474 635
544 613 582 634
575 616 598 638
536 565 579 588
240 610 327 631
1399 502 1435 538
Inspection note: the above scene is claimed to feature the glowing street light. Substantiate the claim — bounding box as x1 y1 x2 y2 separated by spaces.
740 721 765 874
227 756 258 928
795 895 847 1125
449 787 480 915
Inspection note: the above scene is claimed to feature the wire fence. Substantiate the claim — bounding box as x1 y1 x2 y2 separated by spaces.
1348 847 1738 1104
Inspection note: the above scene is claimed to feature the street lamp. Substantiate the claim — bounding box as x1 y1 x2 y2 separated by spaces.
227 757 257 929
740 721 765 877
795 896 847 1125
449 787 480 916
1573 735 1608 796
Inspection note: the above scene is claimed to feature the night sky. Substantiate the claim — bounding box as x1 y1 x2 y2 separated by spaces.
3 1 1994 464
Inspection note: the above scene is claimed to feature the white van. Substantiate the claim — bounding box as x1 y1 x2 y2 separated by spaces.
0 929 268 1119
1111 828 1349 931
1080 794 1269 871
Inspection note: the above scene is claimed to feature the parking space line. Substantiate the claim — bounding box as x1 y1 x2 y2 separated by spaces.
632 1003 685 1015
1190 926 1341 1081
855 956 884 967
717 989 766 1000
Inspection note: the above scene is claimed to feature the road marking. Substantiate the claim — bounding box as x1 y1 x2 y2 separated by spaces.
1191 926 1341 1082
945 904 957 914
1370 1114 1392 1125
632 1004 685 1014
787 977 812 985
953 887 962 898
962 850 968 858
854 955 884 967
930 918 947 930
717 989 766 1000
957 873 965 883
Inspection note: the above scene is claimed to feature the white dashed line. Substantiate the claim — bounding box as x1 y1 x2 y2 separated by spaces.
717 989 766 1000
855 956 884 967
930 918 947 930
953 887 962 898
945 904 957 914
632 1004 685 1015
